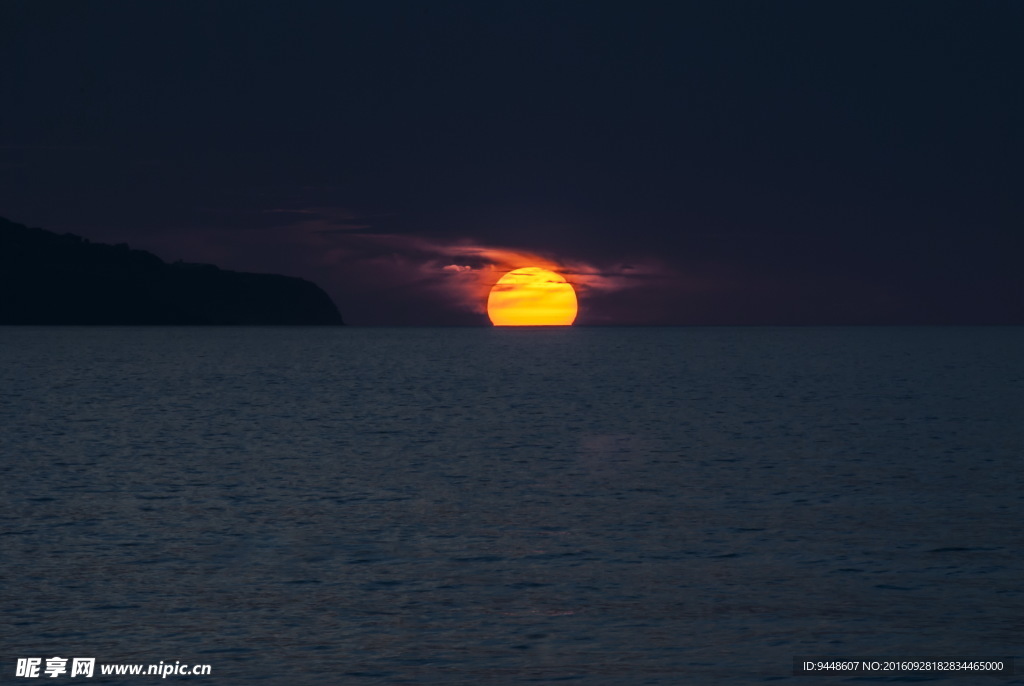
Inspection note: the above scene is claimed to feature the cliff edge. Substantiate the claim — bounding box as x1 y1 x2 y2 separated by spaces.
0 218 344 325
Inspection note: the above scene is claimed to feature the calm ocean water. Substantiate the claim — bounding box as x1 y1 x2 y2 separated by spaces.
1 326 1021 684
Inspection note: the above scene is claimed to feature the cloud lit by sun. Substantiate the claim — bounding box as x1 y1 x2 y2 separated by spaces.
427 241 659 321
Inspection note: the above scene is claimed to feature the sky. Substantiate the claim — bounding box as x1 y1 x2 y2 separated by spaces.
1 0 1021 325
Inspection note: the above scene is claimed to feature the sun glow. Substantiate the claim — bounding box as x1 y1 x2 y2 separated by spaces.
487 267 578 326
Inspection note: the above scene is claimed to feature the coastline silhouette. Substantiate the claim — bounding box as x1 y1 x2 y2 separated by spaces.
0 217 344 325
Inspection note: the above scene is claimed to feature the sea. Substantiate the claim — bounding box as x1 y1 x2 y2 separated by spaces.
1 326 1021 684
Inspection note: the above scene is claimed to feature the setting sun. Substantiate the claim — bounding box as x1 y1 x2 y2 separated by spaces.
487 267 578 326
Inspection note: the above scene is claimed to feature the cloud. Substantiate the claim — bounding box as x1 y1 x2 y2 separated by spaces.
260 207 374 232
283 217 668 318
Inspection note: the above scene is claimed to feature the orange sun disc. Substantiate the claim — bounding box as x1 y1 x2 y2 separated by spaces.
487 267 578 326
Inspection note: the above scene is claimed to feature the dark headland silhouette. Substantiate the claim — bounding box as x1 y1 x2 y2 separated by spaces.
0 217 344 325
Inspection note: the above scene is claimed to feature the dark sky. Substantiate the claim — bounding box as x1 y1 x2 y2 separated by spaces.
2 1 1021 325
